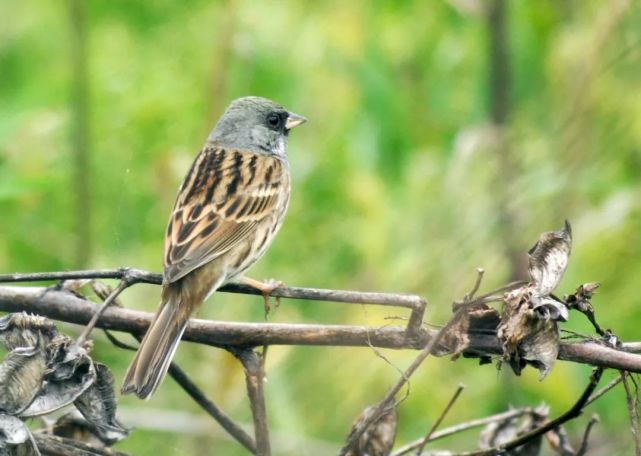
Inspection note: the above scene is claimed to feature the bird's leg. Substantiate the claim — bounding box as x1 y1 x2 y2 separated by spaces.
239 277 283 317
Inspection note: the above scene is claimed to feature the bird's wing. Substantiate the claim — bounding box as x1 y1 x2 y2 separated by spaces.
163 146 288 283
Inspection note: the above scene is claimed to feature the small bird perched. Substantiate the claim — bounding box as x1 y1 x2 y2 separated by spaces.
122 96 306 399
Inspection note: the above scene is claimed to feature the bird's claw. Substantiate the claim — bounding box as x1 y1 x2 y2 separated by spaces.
259 279 283 318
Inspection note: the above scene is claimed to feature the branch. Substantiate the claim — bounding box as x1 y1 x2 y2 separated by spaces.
464 368 604 456
621 371 641 456
77 279 130 345
231 348 271 456
33 434 130 456
2 286 641 374
0 269 426 339
391 408 534 456
339 307 463 456
168 363 258 454
414 384 465 455
577 415 599 456
92 277 258 455
103 330 257 454
587 375 623 405
395 372 621 456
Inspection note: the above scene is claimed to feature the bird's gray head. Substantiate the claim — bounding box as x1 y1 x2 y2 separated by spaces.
208 96 306 157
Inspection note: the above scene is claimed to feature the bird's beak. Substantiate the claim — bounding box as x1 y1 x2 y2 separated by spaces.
285 112 307 130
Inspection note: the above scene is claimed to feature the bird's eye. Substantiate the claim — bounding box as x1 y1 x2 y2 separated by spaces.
266 112 282 129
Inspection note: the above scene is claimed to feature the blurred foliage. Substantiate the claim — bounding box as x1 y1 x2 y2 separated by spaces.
1 0 641 454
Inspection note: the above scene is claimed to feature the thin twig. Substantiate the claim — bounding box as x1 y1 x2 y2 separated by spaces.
92 279 260 456
463 280 528 306
464 269 484 302
587 375 623 406
391 408 533 456
103 330 258 454
2 268 427 346
463 368 604 456
339 308 461 456
77 279 130 345
576 415 600 456
168 362 258 454
621 371 641 456
414 384 465 455
0 268 425 309
231 348 271 456
344 271 485 456
0 268 161 285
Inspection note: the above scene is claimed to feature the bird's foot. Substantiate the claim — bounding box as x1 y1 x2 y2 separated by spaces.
239 277 284 318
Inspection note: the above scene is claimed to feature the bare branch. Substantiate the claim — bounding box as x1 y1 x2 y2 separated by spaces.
92 281 258 454
77 279 130 345
2 285 641 374
0 268 425 309
587 375 623 406
577 415 599 456
231 348 271 456
621 371 641 456
414 384 465 455
0 269 161 285
391 408 534 456
393 374 616 456
169 362 258 454
463 368 604 456
340 307 464 456
464 269 484 302
0 268 426 340
103 330 257 453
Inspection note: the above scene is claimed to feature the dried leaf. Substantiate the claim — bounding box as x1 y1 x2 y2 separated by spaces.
0 313 58 351
0 342 48 415
74 363 128 445
346 403 397 456
528 221 572 297
20 336 95 418
498 288 560 379
0 414 40 456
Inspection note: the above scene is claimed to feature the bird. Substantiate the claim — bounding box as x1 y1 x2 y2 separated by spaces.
121 96 306 399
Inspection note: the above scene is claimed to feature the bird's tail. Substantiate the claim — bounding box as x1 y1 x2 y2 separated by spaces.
121 287 192 399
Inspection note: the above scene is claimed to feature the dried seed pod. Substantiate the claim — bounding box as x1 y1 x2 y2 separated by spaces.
479 405 548 455
441 304 501 359
528 220 572 298
45 335 92 382
498 288 560 379
345 402 397 456
74 363 129 445
531 296 568 322
0 414 40 456
20 336 95 418
52 411 107 448
565 283 600 313
0 340 48 415
0 313 58 351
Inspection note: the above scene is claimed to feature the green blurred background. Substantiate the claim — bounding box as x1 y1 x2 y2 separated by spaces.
2 0 641 454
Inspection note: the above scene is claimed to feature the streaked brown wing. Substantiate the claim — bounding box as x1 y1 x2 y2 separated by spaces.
163 146 288 283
